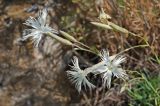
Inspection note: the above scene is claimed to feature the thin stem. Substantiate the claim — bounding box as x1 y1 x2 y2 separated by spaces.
117 44 149 55
128 32 150 46
76 41 90 49
47 32 73 46
73 44 98 55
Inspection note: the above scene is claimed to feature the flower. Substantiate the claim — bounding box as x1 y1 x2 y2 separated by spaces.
22 9 58 47
93 50 128 88
67 56 95 92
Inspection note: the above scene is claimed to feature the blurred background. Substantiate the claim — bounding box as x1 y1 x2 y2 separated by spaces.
0 0 160 106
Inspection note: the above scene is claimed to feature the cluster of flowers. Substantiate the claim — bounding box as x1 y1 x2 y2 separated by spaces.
67 50 128 92
21 9 128 93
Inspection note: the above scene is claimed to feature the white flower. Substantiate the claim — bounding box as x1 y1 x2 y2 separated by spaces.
67 56 95 92
93 50 128 88
22 9 58 47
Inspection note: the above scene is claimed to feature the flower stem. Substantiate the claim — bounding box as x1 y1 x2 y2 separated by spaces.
47 32 73 46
